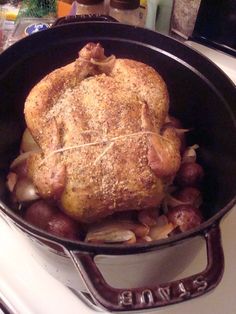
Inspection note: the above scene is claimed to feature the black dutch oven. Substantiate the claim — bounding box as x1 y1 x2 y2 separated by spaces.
0 15 235 312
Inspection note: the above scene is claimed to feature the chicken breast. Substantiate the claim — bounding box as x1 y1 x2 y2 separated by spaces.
25 43 181 223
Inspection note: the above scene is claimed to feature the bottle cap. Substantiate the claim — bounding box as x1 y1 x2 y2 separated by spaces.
110 0 140 10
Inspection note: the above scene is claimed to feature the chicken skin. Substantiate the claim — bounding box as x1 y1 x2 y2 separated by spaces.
24 43 181 223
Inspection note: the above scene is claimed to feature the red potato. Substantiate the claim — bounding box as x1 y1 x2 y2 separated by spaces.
175 162 204 187
24 200 57 230
167 205 203 232
46 212 79 240
173 187 203 208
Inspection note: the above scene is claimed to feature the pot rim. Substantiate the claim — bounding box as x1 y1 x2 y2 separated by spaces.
0 197 235 255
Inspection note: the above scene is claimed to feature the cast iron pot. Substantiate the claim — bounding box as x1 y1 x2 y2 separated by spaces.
0 16 235 312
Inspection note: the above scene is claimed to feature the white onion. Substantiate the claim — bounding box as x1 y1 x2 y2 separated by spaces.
20 128 40 153
6 172 17 192
149 220 175 240
10 152 32 170
175 128 190 136
142 236 152 242
138 208 159 226
14 177 39 202
182 144 199 163
166 194 189 208
156 215 169 227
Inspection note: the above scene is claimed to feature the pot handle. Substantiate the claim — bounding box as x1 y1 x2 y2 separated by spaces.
52 14 118 27
67 223 224 311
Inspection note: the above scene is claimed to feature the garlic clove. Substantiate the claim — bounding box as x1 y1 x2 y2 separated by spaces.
85 218 149 244
149 221 175 240
85 229 136 244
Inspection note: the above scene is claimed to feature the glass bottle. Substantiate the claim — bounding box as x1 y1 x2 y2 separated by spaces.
76 0 106 15
109 0 140 26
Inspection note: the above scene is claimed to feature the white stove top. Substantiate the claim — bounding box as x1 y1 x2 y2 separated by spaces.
185 41 236 84
0 42 235 314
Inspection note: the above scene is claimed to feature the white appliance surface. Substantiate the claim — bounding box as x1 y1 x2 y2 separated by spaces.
0 42 236 314
185 41 236 84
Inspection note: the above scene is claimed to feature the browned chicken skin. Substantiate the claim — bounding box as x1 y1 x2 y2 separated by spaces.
24 43 181 223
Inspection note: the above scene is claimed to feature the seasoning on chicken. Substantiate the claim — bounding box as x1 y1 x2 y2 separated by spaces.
24 43 181 223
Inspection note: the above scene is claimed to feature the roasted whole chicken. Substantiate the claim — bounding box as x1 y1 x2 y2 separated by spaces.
24 43 181 223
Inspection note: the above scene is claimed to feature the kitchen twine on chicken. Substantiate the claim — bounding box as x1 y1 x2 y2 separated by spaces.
38 130 174 167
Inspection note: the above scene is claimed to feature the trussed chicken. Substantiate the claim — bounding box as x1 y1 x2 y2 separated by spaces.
24 43 181 223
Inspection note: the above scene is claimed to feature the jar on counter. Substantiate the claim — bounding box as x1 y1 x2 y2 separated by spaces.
76 0 106 15
109 0 140 26
139 0 147 27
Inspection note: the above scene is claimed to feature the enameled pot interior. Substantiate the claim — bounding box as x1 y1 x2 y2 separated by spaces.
0 22 235 249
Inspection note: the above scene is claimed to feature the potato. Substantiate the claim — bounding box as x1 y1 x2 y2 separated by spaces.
173 187 202 208
167 205 202 232
24 200 57 230
46 212 79 240
175 162 204 187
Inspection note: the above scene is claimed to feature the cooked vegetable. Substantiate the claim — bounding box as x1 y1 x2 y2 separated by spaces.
13 177 39 202
149 215 175 240
138 208 160 226
10 152 31 174
24 200 57 230
175 162 204 187
182 145 199 164
167 205 202 232
6 172 17 192
20 128 40 153
86 229 136 244
46 213 80 240
85 219 149 244
173 187 202 208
